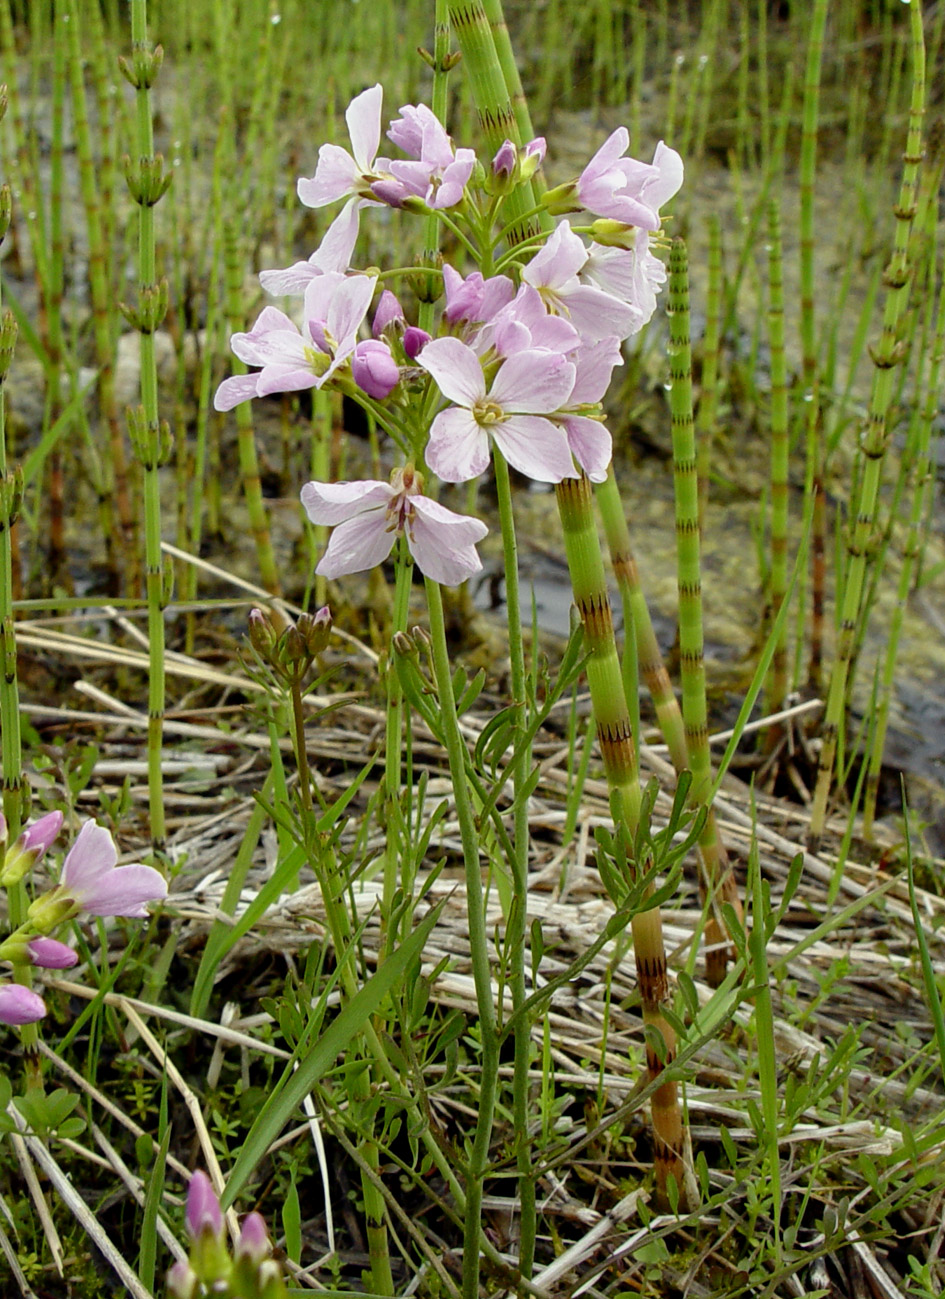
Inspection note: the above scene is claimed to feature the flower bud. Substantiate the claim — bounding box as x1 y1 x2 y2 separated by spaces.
491 138 517 193
351 339 400 400
403 326 431 359
0 983 47 1026
235 1211 270 1265
1 810 63 886
26 937 79 969
521 137 547 180
247 607 278 660
296 606 332 658
186 1170 223 1239
372 290 405 339
166 1260 198 1299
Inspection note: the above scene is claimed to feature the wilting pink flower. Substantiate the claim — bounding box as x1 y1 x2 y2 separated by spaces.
186 1170 224 1239
351 340 399 399
54 821 167 919
419 336 578 483
0 984 47 1026
522 221 637 342
214 274 377 411
301 466 488 586
297 85 386 210
27 937 78 969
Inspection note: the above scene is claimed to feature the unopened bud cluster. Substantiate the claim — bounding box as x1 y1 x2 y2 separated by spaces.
247 606 332 685
167 1171 287 1299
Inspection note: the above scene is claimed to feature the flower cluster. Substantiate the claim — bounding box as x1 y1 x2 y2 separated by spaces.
215 85 682 586
167 1170 287 1299
0 812 167 1027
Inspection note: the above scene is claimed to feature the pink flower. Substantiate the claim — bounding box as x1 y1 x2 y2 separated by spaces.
236 1213 270 1264
57 820 167 919
0 984 47 1026
522 221 637 343
575 133 682 230
477 284 580 359
27 937 78 969
581 234 667 337
214 274 377 411
185 1171 223 1239
385 104 475 208
297 85 386 210
419 336 578 483
301 466 488 586
442 266 515 327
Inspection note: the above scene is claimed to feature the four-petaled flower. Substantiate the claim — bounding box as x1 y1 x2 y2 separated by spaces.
49 820 167 920
419 337 578 484
302 466 488 586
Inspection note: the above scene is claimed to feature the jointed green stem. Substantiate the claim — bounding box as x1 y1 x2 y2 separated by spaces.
765 199 790 722
808 0 925 848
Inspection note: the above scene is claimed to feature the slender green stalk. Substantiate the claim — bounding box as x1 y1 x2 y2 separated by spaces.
667 238 737 987
862 269 943 837
798 0 828 693
46 6 68 585
695 213 722 531
808 0 925 848
0 87 40 1088
65 0 136 593
493 449 536 1276
765 199 790 721
425 576 500 1299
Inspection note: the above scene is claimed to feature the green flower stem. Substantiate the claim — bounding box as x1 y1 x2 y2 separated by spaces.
379 543 412 963
424 575 500 1299
808 0 925 849
223 220 281 596
492 448 536 1276
125 0 169 853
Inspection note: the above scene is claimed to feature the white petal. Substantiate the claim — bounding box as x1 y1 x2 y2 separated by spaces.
561 415 612 481
315 510 395 577
408 497 488 586
418 337 486 408
346 84 384 172
493 415 578 483
301 480 393 525
426 406 491 482
490 350 575 415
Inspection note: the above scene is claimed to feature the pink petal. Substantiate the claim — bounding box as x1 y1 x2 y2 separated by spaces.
643 141 684 210
524 221 588 290
259 262 321 295
557 284 636 343
297 144 359 208
326 274 378 350
569 339 623 404
560 415 613 481
301 480 393 525
490 350 575 415
255 367 319 398
214 374 261 412
61 821 116 894
72 863 167 918
493 415 578 483
27 937 78 969
407 497 488 586
426 406 490 483
315 511 396 577
346 84 383 172
231 326 305 369
418 337 486 408
186 1171 223 1240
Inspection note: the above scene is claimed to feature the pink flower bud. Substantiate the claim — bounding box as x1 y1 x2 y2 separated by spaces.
0 983 47 1026
1 810 63 885
403 326 430 359
236 1211 270 1264
27 937 78 969
185 1170 223 1240
372 290 404 339
166 1260 198 1299
351 339 400 399
492 139 516 181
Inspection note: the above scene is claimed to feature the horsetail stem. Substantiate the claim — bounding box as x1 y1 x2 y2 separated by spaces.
695 213 723 532
123 0 171 852
798 0 828 694
765 199 790 722
667 237 739 986
65 0 137 594
808 0 926 849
